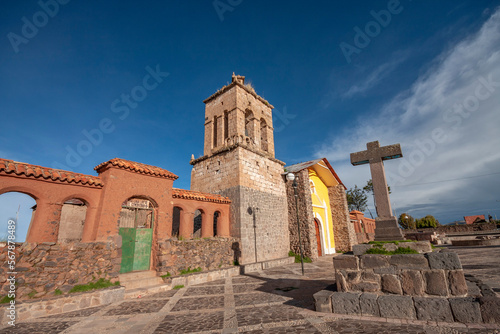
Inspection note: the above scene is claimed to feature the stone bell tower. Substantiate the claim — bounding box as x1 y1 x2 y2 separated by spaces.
191 74 289 265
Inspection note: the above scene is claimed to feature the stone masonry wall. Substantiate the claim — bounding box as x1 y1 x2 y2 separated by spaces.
285 168 317 260
220 185 289 264
333 252 468 297
156 237 239 276
315 250 500 324
192 147 289 265
0 239 121 300
329 185 357 252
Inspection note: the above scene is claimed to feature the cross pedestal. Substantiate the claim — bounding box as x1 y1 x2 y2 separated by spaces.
351 141 405 241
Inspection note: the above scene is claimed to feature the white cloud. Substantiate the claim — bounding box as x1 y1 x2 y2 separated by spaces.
318 7 500 222
342 56 406 98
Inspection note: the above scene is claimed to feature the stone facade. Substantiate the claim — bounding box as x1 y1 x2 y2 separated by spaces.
191 75 289 265
0 240 121 300
329 184 357 253
285 169 317 260
156 237 239 276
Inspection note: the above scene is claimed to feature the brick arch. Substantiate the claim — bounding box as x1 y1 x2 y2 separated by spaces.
120 194 159 208
0 186 42 201
193 208 205 238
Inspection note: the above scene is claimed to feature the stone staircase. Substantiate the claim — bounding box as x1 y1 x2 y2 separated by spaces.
118 271 169 298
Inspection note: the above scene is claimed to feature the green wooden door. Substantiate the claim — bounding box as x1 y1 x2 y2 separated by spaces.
119 228 136 274
132 228 153 271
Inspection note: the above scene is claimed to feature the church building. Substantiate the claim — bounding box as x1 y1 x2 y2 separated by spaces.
0 74 356 301
285 158 356 261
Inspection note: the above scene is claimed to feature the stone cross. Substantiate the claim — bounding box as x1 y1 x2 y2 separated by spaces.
350 141 405 241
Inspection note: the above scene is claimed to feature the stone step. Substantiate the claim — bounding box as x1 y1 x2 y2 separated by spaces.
119 271 164 290
119 270 158 282
120 276 164 290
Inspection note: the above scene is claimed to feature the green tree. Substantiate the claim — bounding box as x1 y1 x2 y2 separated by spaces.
398 213 416 229
415 215 439 228
346 185 368 212
363 179 391 195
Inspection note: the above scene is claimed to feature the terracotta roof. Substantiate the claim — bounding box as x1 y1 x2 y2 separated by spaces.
94 158 178 180
172 188 231 204
285 158 346 189
464 215 486 225
0 158 103 187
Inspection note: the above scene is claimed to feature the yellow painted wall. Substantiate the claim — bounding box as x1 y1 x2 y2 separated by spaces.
308 168 335 252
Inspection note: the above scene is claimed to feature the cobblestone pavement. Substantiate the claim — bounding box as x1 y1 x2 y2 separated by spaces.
448 245 500 295
3 249 500 333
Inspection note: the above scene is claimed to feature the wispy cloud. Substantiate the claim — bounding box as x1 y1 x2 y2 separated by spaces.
342 56 406 98
317 7 500 222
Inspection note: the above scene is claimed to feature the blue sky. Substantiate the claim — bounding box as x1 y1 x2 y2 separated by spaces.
1 0 500 240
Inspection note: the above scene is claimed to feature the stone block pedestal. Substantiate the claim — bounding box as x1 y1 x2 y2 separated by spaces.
375 216 404 241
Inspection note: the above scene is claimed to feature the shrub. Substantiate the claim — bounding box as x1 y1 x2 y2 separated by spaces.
288 250 312 263
0 296 14 304
179 267 202 275
173 285 184 289
365 246 419 255
69 278 118 294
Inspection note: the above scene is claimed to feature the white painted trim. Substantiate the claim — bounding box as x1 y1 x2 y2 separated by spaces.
314 213 330 256
313 213 325 256
322 199 333 254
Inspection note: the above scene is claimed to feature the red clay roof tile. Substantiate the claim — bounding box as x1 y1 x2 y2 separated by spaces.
464 215 485 225
172 188 231 204
94 158 178 180
0 158 103 187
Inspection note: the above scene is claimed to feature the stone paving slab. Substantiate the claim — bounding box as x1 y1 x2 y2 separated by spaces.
42 306 104 319
184 286 225 296
153 311 224 333
2 249 500 333
171 296 225 312
143 289 179 299
0 321 77 333
104 299 169 316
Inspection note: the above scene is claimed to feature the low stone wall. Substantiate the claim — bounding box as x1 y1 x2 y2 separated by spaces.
156 237 239 276
0 286 124 326
0 239 121 300
315 290 500 323
314 250 500 324
404 223 497 235
334 252 467 297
